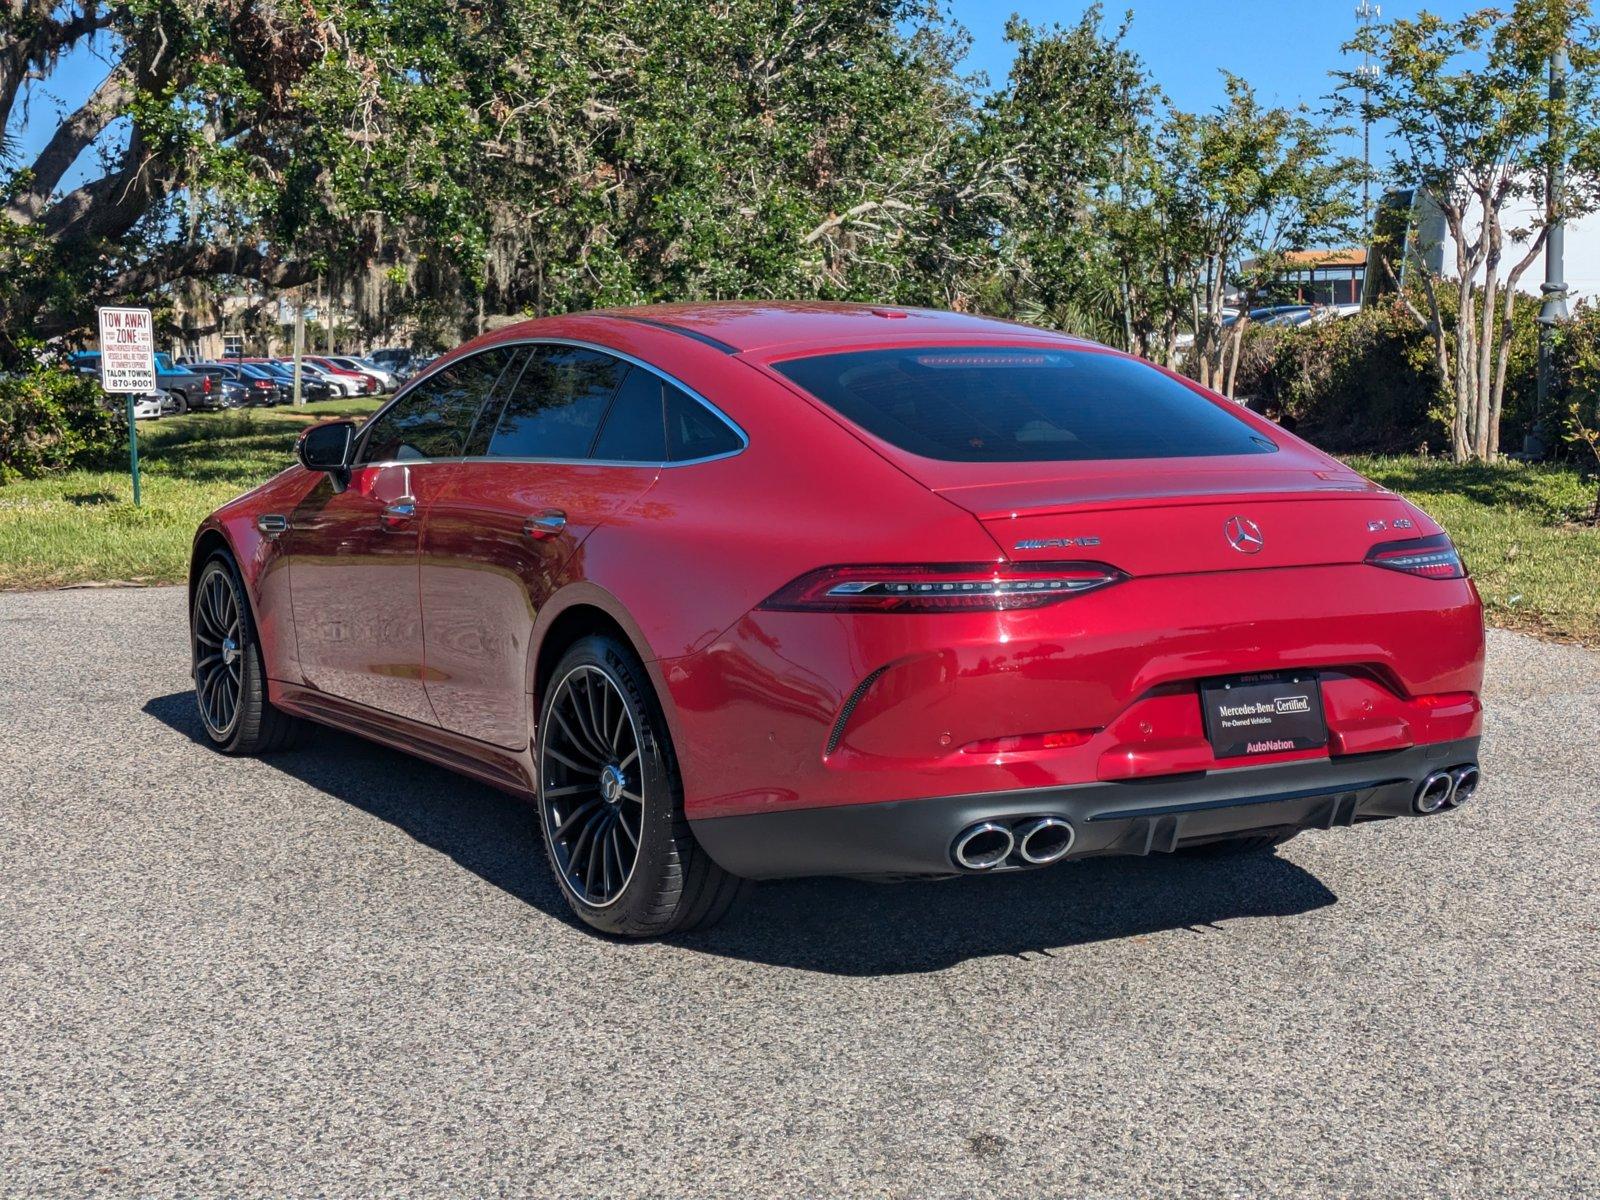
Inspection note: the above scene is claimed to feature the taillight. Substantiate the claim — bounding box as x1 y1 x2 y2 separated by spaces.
758 562 1125 613
202 376 212 393
1364 533 1466 580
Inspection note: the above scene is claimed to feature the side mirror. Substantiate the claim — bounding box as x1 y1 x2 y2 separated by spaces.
298 420 355 491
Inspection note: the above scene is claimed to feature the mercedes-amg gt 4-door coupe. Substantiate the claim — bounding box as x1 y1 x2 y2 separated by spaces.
189 303 1484 936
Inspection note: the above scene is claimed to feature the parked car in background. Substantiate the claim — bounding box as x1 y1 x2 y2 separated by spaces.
256 361 335 402
209 362 278 405
291 359 361 397
190 364 257 408
188 302 1484 938
325 355 398 392
308 355 379 395
128 392 164 420
369 347 413 376
70 350 209 413
238 363 292 404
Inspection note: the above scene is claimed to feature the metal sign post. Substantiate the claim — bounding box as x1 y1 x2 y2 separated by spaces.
96 306 156 507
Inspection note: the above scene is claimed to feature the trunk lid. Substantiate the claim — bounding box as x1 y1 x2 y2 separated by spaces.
919 458 1435 576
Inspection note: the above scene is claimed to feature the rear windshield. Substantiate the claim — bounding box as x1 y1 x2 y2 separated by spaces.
772 346 1277 462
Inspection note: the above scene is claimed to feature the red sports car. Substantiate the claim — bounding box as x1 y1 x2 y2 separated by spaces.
189 303 1484 936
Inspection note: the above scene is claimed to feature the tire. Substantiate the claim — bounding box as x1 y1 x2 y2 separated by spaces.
536 634 747 937
191 553 305 755
169 391 190 415
1177 830 1299 857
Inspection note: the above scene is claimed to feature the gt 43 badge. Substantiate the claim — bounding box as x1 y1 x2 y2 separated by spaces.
1366 518 1415 533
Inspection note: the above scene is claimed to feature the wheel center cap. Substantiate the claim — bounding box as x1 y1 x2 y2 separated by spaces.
221 636 240 666
599 764 625 804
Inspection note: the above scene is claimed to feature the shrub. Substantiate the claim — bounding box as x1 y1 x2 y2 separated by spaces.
0 365 125 482
1233 301 1443 453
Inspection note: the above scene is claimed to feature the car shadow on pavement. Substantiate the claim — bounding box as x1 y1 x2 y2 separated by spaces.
145 691 1340 977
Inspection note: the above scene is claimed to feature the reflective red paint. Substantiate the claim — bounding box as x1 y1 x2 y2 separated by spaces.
192 302 1484 848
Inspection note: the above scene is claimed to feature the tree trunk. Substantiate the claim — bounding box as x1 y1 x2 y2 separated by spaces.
1474 208 1502 461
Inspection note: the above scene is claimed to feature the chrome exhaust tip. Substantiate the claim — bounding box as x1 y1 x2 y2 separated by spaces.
1414 770 1456 814
951 822 1015 871
1015 817 1076 865
1446 764 1479 807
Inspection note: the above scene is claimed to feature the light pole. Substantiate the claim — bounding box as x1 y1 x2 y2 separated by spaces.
1531 40 1570 460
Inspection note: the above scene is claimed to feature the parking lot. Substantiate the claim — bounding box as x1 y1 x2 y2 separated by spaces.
2 586 1596 1197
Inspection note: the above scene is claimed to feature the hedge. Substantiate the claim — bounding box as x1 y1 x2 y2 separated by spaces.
0 365 125 483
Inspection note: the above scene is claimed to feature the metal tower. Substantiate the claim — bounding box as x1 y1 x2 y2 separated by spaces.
1355 1 1383 230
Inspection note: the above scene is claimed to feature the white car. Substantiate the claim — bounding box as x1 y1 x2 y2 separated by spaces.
125 393 163 420
327 355 398 392
295 361 360 397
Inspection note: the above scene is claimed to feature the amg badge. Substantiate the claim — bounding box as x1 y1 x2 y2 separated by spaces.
1014 535 1101 550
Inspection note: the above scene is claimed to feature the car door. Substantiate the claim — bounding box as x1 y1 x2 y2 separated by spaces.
285 349 516 724
419 346 667 749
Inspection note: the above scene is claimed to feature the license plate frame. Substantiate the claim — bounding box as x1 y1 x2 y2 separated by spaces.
1200 671 1328 759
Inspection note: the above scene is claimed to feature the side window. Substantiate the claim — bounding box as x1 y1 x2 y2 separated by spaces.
485 346 624 459
360 348 515 462
665 384 742 461
590 367 667 462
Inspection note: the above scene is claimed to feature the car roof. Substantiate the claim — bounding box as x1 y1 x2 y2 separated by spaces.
487 301 1100 358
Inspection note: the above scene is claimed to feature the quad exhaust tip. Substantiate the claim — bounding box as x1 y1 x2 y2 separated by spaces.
1016 817 1076 865
951 816 1077 870
951 822 1015 871
1414 771 1455 814
1447 764 1479 807
1415 763 1480 814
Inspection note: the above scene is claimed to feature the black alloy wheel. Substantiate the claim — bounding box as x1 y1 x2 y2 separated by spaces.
193 565 244 739
540 663 646 908
536 635 746 937
190 554 303 755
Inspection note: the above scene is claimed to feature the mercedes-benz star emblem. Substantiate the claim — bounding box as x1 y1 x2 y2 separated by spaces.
1224 515 1264 554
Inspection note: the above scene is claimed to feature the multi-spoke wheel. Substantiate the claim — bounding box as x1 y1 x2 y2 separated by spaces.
190 553 304 755
540 665 645 908
194 566 244 739
536 635 747 937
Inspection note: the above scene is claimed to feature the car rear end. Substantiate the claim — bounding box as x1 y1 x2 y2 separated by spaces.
677 341 1484 880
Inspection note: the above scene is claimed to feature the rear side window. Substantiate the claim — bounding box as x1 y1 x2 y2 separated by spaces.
486 346 625 459
665 384 742 461
772 346 1277 462
591 367 667 462
361 347 516 461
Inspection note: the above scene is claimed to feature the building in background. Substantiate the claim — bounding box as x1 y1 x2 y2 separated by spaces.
1279 249 1367 305
1365 184 1599 308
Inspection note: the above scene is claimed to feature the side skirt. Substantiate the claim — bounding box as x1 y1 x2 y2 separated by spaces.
269 680 537 799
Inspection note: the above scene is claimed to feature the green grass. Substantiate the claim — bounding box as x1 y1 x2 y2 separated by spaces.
1347 456 1600 644
2 418 1596 643
0 399 381 589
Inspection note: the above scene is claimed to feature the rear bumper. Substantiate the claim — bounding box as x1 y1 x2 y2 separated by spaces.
688 736 1480 879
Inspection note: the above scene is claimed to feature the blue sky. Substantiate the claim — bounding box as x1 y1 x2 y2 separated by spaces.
948 0 1479 114
12 2 1485 170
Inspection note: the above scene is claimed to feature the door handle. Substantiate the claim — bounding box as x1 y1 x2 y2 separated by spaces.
524 510 567 539
381 498 417 530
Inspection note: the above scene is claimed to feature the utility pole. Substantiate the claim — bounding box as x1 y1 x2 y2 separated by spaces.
1531 39 1570 459
1355 1 1382 232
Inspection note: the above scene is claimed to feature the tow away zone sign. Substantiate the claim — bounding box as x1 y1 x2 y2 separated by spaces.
97 306 156 393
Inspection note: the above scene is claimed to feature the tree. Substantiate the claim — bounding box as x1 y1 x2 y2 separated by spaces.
1 1 992 356
1162 77 1358 396
1342 0 1600 462
2 2 342 360
971 7 1151 341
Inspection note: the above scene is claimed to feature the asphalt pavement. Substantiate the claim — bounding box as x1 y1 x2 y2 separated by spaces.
1 586 1596 1197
